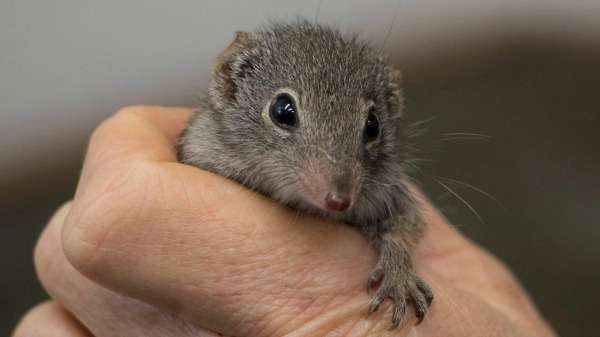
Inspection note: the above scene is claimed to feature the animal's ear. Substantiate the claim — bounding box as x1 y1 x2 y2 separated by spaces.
386 67 405 119
209 31 258 108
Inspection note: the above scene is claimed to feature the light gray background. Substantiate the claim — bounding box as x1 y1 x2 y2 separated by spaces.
3 1 600 336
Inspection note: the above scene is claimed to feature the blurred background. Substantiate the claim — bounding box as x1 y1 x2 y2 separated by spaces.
2 0 599 336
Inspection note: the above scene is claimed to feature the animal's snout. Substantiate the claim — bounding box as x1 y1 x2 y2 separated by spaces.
325 191 352 212
300 156 360 214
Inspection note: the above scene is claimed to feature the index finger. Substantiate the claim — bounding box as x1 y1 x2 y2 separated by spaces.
87 105 192 165
68 105 193 216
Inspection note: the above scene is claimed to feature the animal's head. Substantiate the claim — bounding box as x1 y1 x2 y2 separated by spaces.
209 21 409 221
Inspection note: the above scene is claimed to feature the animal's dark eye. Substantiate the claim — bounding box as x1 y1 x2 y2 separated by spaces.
364 110 380 142
270 94 297 128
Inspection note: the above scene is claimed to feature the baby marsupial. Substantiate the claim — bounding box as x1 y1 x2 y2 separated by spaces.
178 20 433 328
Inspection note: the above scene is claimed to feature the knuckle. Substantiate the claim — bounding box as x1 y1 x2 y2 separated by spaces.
33 229 54 291
62 166 150 277
112 105 163 126
88 105 150 152
115 105 149 116
34 202 72 293
12 302 55 337
113 105 157 122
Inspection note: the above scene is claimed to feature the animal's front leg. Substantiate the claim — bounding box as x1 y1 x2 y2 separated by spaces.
366 232 433 328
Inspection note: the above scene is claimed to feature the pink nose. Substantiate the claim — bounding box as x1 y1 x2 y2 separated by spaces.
325 192 351 212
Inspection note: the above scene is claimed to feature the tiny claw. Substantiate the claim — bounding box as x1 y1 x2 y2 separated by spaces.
367 268 383 290
368 292 385 314
414 305 427 324
410 289 429 325
416 278 434 305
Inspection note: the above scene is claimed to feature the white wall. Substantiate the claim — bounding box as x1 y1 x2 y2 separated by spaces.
2 0 599 180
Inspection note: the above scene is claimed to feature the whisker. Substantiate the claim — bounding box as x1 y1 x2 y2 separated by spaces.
434 176 506 210
441 132 492 138
362 176 395 188
439 134 492 143
404 174 424 189
407 129 427 139
380 0 401 52
404 158 436 164
409 116 438 129
440 137 493 143
402 157 437 175
440 132 493 143
433 177 484 224
313 0 324 23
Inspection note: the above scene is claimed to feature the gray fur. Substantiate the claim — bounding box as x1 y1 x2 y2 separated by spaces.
178 20 432 328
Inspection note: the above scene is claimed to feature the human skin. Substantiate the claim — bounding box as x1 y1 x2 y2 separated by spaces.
14 106 557 337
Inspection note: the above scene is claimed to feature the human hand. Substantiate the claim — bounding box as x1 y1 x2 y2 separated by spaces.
16 106 557 337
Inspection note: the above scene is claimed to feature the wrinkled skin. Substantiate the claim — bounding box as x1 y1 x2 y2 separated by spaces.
13 107 557 337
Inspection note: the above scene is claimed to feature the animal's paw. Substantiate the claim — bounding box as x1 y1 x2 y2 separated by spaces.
367 268 433 328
